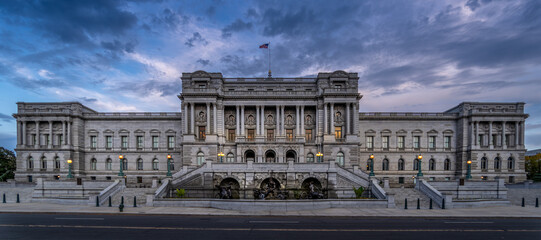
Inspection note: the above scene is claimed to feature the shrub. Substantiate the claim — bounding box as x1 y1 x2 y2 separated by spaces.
353 186 364 198
175 188 186 198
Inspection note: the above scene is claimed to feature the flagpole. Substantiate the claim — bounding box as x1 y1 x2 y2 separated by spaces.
268 42 271 77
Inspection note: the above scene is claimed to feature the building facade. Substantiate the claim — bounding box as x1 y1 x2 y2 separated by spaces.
13 70 528 190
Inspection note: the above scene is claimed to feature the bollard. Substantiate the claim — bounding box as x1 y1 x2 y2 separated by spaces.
96 196 100 207
133 196 137 208
442 198 445 209
522 197 525 207
404 198 408 209
2 193 5 203
536 198 539 208
429 199 433 209
417 198 420 209
16 193 20 203
108 196 112 207
119 196 124 212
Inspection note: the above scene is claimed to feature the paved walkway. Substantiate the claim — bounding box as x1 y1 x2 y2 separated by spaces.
1 202 541 218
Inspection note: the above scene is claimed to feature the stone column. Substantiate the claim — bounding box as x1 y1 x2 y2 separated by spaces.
281 105 285 136
470 121 474 147
301 105 305 135
241 106 245 136
261 105 265 136
475 121 479 147
35 121 39 147
184 104 188 135
330 103 334 135
324 103 328 135
346 103 350 136
315 105 318 137
67 121 71 145
515 121 519 146
488 121 493 148
190 103 195 135
502 121 506 149
276 105 279 135
206 103 210 134
296 106 300 135
520 121 525 146
256 106 260 135
22 121 26 145
213 103 217 134
62 121 66 145
16 121 21 145
48 121 53 147
236 105 240 135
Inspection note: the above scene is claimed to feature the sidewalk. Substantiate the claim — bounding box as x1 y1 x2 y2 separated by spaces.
1 202 541 218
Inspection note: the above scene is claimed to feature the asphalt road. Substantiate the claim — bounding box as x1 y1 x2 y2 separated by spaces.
0 213 540 240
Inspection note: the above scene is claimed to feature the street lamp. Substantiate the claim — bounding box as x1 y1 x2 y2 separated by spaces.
417 154 423 177
118 155 125 176
218 152 225 163
316 152 323 163
67 159 73 179
166 154 172 177
466 160 472 179
369 154 375 176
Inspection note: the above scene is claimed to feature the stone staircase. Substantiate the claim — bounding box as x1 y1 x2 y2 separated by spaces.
386 187 439 209
107 187 154 207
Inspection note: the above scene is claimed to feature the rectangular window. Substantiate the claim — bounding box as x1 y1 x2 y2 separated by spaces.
366 136 373 149
137 136 143 149
121 136 128 149
429 136 436 149
32 134 36 145
305 129 312 142
492 134 498 146
267 129 274 141
198 126 206 140
89 136 96 148
247 129 255 141
168 136 175 149
444 136 451 149
382 136 389 149
46 134 50 145
286 129 294 141
152 136 159 148
57 134 63 145
106 136 112 149
335 126 342 139
398 177 404 184
398 136 405 149
413 136 420 149
227 129 236 142
137 177 143 184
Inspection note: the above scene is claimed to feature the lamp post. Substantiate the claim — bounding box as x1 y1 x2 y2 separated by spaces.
417 154 423 177
67 159 73 179
466 160 472 179
118 155 124 176
316 152 323 163
166 154 172 177
369 154 375 176
218 152 224 163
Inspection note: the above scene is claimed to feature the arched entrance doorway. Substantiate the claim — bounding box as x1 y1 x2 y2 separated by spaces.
286 150 296 162
244 150 255 162
265 150 276 163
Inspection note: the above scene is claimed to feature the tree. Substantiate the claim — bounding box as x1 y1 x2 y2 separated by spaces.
525 153 541 181
0 147 16 181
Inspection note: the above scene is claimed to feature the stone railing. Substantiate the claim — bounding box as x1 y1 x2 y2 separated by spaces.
98 180 123 206
369 179 386 200
417 179 452 208
154 179 170 199
335 165 369 187
171 163 209 186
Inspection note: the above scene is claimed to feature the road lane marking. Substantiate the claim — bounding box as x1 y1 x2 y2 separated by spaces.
55 218 104 221
249 221 299 223
0 224 533 232
444 222 494 224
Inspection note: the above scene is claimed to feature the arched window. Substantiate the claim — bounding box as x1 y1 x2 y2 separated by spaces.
41 157 47 169
507 157 515 170
429 158 435 171
398 158 404 171
413 159 419 171
152 158 159 170
226 153 234 163
444 158 450 171
481 157 487 170
54 157 60 169
106 158 112 170
91 158 97 170
197 152 205 166
122 158 128 170
336 152 344 166
382 158 389 171
137 158 143 170
494 157 501 170
28 156 34 169
306 153 314 163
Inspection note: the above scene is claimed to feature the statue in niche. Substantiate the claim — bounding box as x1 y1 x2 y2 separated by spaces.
305 115 313 125
246 115 255 125
196 111 206 122
265 114 274 125
225 114 235 126
335 111 344 122
285 114 295 125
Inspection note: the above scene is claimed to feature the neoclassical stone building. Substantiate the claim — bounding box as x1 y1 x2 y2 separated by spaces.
12 70 528 191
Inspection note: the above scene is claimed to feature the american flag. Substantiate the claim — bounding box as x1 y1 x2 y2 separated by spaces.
259 43 269 49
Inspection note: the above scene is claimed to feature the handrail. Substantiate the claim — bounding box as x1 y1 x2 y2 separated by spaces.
417 179 444 208
98 180 123 205
335 165 369 187
154 179 170 198
370 179 387 200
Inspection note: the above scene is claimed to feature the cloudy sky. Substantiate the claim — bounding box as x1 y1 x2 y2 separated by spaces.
0 0 540 151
